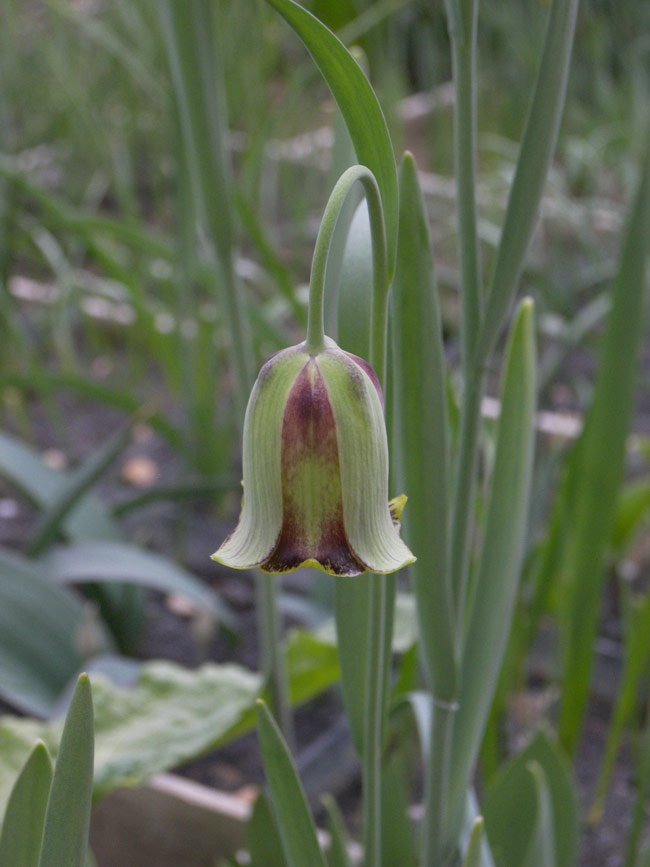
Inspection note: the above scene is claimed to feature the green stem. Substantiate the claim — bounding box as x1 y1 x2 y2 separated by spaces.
306 165 388 374
257 571 294 749
362 575 387 867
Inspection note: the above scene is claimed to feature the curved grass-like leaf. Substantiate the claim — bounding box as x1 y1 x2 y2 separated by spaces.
0 431 119 542
0 549 110 717
523 762 555 867
0 741 53 866
478 0 580 364
38 540 237 631
38 674 94 867
558 138 650 753
450 299 537 834
483 732 577 867
392 151 455 701
256 699 326 867
28 417 137 556
463 819 485 867
265 0 398 277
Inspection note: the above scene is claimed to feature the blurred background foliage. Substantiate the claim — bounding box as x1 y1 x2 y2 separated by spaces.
1 1 650 861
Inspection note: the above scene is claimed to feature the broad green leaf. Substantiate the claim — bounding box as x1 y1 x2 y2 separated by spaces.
39 540 237 631
286 629 340 706
523 762 555 867
256 700 326 867
0 741 53 866
478 0 580 364
0 548 110 716
450 299 537 833
265 0 398 277
392 151 456 701
559 139 650 753
0 661 262 816
483 732 578 867
28 417 138 556
322 794 352 867
38 674 94 867
246 793 286 867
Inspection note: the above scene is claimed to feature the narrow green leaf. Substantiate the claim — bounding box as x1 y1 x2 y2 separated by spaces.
38 674 94 867
463 818 485 867
478 0 579 363
523 762 555 867
559 138 650 753
623 690 650 867
0 741 53 867
392 151 456 701
264 0 398 277
380 747 417 867
256 700 326 867
28 417 138 556
246 793 286 867
38 540 237 631
483 732 578 867
0 548 110 716
451 299 537 831
0 430 120 542
590 591 650 823
322 795 352 867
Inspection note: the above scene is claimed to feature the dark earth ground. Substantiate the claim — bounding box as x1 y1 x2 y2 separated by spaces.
0 382 647 866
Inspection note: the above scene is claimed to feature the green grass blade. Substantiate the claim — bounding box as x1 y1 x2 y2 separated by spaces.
392 151 456 701
322 795 352 867
450 299 537 832
38 674 94 867
0 741 53 867
0 548 109 716
265 0 398 278
255 700 326 867
483 732 577 867
558 137 650 754
478 0 579 364
38 540 237 632
463 818 485 867
28 416 138 556
246 793 286 867
623 692 650 866
523 763 555 867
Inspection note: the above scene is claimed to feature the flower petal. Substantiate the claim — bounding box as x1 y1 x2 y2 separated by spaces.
211 346 306 570
317 351 416 574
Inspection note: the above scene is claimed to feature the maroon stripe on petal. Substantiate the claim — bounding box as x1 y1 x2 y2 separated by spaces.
262 359 365 576
342 351 384 408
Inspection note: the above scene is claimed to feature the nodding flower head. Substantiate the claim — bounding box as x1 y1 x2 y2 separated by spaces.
212 337 415 577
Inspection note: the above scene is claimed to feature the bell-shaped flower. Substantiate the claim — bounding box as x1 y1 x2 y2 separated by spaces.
212 337 415 576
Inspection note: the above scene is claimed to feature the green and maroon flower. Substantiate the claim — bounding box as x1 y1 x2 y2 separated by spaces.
212 337 415 576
